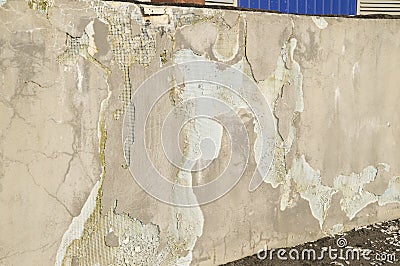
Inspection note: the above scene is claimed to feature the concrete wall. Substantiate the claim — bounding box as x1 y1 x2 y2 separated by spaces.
1 0 400 265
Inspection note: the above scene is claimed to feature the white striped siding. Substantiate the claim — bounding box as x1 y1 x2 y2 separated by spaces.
359 0 400 15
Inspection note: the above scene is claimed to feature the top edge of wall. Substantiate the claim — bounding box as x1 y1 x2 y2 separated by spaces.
103 0 400 19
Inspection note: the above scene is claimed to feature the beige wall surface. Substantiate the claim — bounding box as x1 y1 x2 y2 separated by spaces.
1 0 400 265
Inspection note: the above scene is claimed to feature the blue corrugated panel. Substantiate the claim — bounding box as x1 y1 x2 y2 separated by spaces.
332 0 339 15
269 0 278 11
261 0 271 10
307 0 316 15
238 0 357 16
279 0 288 13
297 0 306 14
315 0 324 14
288 0 297 13
349 0 357 15
341 0 346 15
323 0 331 15
250 0 258 9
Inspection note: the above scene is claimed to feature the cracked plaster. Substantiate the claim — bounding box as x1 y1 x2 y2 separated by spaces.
1 1 400 265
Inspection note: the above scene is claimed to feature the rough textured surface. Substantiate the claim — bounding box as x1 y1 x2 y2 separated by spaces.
225 218 400 265
1 1 400 265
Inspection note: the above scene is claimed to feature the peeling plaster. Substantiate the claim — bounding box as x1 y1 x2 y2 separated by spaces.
56 12 112 265
59 201 163 265
212 15 240 62
173 49 250 113
85 21 97 57
329 224 344 236
334 166 379 220
76 63 83 93
123 103 135 168
57 21 104 72
334 86 340 111
28 0 53 14
379 162 391 173
180 22 219 56
56 83 111 265
169 49 224 265
352 62 360 81
286 155 336 228
6 1 400 265
55 181 101 266
255 35 304 188
93 1 156 120
248 27 399 228
379 176 400 206
312 16 328 29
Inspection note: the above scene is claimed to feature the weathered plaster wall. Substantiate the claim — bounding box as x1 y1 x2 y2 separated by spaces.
1 0 400 265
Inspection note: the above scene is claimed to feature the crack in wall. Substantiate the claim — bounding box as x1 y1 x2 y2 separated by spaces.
55 14 112 266
56 3 205 266
44 1 400 265
57 21 106 71
249 19 400 230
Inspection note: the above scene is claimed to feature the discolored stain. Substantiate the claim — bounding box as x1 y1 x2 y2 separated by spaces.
104 231 119 247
